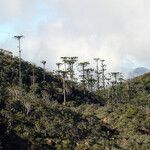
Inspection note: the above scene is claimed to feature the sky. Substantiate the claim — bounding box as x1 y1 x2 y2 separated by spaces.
0 0 150 75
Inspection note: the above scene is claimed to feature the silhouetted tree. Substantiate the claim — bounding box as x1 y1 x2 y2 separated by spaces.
78 62 90 88
14 35 23 88
56 62 62 75
94 58 101 90
41 60 46 82
61 57 69 71
66 57 78 81
100 60 106 90
85 68 94 91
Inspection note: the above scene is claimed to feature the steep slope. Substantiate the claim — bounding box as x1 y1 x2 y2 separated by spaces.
94 72 150 149
77 102 150 150
1 49 150 149
0 49 104 106
0 98 119 149
101 72 150 107
0 49 118 149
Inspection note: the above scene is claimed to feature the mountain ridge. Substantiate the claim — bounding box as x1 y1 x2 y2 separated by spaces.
128 67 149 78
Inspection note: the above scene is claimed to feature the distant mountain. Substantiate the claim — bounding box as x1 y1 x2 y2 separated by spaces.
129 67 149 78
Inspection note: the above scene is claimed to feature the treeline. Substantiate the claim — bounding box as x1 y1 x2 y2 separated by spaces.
0 48 121 150
0 48 150 106
0 48 105 106
0 48 150 149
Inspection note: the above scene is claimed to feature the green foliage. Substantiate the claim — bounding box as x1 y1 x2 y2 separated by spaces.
0 50 150 149
0 96 119 149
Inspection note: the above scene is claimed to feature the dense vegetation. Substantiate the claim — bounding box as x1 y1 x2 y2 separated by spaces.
0 49 150 149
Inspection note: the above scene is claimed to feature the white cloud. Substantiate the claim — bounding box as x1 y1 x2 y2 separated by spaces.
0 0 150 75
0 0 38 23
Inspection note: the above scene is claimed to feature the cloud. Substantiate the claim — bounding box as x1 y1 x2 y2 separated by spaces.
0 0 38 23
0 0 150 75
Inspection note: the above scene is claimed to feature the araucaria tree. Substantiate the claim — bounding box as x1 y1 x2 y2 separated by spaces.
78 61 90 89
14 35 24 89
110 72 120 103
41 60 46 82
58 70 68 105
100 60 106 90
56 62 62 75
61 57 69 71
66 57 78 81
94 58 101 90
85 68 95 91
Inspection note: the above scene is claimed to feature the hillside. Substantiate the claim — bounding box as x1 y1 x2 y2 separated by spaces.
98 72 150 107
0 49 117 149
0 49 104 106
0 49 150 150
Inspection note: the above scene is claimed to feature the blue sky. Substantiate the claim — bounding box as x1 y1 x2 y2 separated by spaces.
0 0 150 75
0 24 14 42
